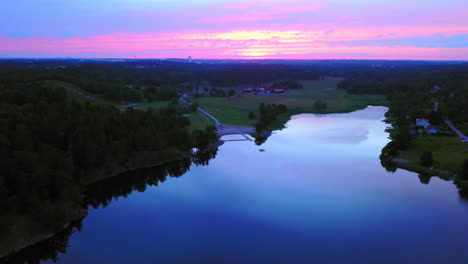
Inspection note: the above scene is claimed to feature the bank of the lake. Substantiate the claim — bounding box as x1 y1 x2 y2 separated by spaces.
4 106 467 264
0 148 196 259
192 77 388 128
381 116 468 183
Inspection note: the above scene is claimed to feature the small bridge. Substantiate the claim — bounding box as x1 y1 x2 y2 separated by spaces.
223 138 252 142
179 96 255 142
217 124 255 142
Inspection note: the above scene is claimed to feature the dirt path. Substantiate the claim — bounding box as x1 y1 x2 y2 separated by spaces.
445 120 468 143
217 124 255 136
180 96 221 125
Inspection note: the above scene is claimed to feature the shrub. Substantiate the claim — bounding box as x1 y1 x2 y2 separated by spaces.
420 151 433 167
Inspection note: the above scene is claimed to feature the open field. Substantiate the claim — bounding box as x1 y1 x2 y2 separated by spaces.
45 80 117 105
47 81 213 131
133 101 170 111
185 112 216 130
399 136 468 176
456 122 468 136
193 77 388 126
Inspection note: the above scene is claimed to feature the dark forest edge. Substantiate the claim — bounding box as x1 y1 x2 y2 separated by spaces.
0 80 219 258
0 153 218 264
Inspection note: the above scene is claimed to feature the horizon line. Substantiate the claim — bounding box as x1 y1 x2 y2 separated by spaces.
0 57 466 62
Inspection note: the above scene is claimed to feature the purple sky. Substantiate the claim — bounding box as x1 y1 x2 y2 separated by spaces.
1 0 467 59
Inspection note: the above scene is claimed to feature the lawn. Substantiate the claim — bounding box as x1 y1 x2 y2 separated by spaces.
132 101 171 111
456 122 468 136
185 112 216 130
193 77 388 126
45 80 117 105
399 136 468 175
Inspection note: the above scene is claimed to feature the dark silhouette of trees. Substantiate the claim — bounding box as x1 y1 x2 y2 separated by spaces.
461 159 468 180
255 103 287 132
314 100 328 112
248 111 255 120
272 80 303 90
420 151 434 167
0 80 219 250
418 174 432 184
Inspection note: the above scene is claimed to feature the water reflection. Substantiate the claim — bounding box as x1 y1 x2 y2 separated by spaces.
2 106 467 263
1 148 218 264
1 220 83 264
418 174 432 185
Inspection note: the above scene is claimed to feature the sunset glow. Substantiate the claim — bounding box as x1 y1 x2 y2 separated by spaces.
1 0 467 60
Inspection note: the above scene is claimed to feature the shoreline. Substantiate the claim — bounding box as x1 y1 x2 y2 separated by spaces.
1 135 226 260
217 124 256 136
267 104 385 132
0 209 88 259
0 144 218 259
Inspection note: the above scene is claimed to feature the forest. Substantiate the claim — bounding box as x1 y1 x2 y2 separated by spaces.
0 60 322 103
0 77 218 254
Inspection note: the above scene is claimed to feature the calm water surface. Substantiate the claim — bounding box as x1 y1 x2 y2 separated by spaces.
47 106 468 263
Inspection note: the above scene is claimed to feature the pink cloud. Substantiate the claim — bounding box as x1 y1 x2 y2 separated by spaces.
1 25 468 60
202 4 321 23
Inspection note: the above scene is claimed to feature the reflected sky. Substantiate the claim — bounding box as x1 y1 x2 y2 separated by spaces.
47 106 468 264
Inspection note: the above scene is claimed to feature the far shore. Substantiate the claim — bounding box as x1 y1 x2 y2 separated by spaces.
217 124 256 136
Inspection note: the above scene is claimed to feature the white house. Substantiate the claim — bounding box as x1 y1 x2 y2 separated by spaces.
255 87 265 92
427 126 438 135
416 119 430 128
431 85 441 93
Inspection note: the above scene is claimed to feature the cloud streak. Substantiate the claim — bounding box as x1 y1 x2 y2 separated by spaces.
0 0 467 59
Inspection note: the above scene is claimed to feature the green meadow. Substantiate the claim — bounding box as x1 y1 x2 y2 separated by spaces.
193 77 388 127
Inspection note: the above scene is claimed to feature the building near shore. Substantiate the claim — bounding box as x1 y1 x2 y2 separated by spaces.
271 89 285 94
427 126 438 135
416 118 430 128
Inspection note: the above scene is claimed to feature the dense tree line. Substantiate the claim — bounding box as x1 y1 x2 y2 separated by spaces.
209 88 235 97
255 103 287 132
2 149 218 263
0 60 322 102
337 65 468 124
341 65 468 180
0 81 218 241
272 80 303 90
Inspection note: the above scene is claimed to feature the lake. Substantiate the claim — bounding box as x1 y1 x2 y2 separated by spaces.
33 106 468 263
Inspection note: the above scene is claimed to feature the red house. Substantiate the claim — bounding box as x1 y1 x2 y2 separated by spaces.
243 88 254 94
271 89 285 94
260 84 272 90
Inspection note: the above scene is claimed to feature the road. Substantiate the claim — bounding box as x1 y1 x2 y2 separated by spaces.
197 107 221 126
179 96 254 138
433 100 466 143
445 120 468 143
179 96 221 125
60 83 147 108
60 83 96 101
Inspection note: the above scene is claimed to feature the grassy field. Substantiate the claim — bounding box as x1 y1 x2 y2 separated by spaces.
399 136 468 176
45 80 117 105
193 77 388 126
456 122 468 135
185 112 216 130
47 80 214 131
132 101 170 111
